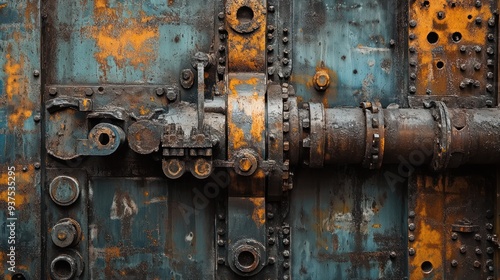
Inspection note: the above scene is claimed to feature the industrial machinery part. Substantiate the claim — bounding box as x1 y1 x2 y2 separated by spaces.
1 0 500 279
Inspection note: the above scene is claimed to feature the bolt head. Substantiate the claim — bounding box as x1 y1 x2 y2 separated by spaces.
33 70 40 77
217 258 225 264
390 251 397 258
238 157 253 172
409 248 415 256
451 260 458 267
155 88 164 96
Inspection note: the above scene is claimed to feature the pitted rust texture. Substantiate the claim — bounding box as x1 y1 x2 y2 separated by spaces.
408 0 497 106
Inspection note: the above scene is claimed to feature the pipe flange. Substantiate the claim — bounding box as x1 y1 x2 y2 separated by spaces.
429 101 451 170
228 239 265 276
361 101 385 169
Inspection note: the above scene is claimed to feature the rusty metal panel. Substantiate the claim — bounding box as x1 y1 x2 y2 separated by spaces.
0 1 42 279
408 168 497 279
2 0 500 279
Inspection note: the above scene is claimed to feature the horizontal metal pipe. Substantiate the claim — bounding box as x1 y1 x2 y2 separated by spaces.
301 104 500 169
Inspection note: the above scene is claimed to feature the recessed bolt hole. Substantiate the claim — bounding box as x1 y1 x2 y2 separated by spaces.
98 133 110 145
353 69 358 74
423 1 430 7
238 250 256 268
421 261 433 274
53 259 73 278
427 32 439 44
98 86 104 92
437 61 444 69
236 6 254 24
468 15 473 20
452 32 462 42
12 274 26 280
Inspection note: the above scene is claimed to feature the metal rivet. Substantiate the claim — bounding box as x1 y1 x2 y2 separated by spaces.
437 11 445 19
33 70 40 77
282 37 289 43
34 162 41 169
475 248 482 255
486 84 493 92
488 17 495 27
283 250 290 258
474 63 482 70
390 251 397 258
409 86 416 93
409 46 416 53
451 259 458 267
487 47 494 55
34 114 41 122
460 45 466 52
268 257 275 264
451 233 458 240
474 260 481 268
475 234 482 241
487 247 494 255
408 223 416 231
409 20 417 28
460 245 467 254
268 5 275 12
476 17 482 24
218 12 224 19
488 34 494 41
155 88 164 96
475 1 482 8
408 211 415 218
217 258 225 264
268 238 275 245
426 89 432 95
474 46 482 53
410 73 417 80
409 34 416 40
283 262 290 269
217 239 225 246
460 64 467 71
486 223 493 230
409 248 415 256
283 238 290 246
409 235 415 242
49 87 57 96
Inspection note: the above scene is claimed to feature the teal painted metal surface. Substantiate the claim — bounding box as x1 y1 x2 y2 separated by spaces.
0 1 42 279
291 0 407 107
291 168 407 279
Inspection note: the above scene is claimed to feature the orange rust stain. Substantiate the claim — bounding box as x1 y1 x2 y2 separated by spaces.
228 122 246 150
4 48 33 129
0 3 7 9
228 76 265 151
226 0 266 72
372 224 381 228
290 64 338 106
89 0 159 77
104 246 121 263
0 171 32 206
248 198 265 226
139 106 150 115
410 2 492 95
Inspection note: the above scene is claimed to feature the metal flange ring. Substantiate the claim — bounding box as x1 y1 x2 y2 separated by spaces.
361 101 385 169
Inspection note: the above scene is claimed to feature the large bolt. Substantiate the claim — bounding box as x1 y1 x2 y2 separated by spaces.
239 157 253 172
313 70 330 91
49 176 80 206
166 87 178 101
51 219 80 248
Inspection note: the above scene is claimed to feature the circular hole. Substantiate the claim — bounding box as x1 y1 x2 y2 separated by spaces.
53 259 73 278
238 250 256 268
468 14 472 19
353 69 358 74
98 86 104 92
98 133 110 145
436 61 444 69
12 274 26 280
421 261 433 274
236 6 254 24
427 32 439 44
452 32 462 42
423 1 430 7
